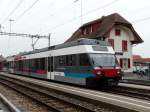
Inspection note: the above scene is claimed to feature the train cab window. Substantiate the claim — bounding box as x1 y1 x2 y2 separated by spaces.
79 54 90 66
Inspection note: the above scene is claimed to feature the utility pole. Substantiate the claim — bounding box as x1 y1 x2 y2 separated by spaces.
48 33 51 47
9 19 14 33
8 19 14 50
0 24 2 32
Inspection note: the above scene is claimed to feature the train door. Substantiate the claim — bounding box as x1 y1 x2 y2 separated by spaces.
47 55 54 80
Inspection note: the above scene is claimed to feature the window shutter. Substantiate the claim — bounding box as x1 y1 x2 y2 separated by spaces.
120 59 123 68
122 41 124 51
122 40 128 52
128 58 130 68
115 29 121 36
125 41 128 51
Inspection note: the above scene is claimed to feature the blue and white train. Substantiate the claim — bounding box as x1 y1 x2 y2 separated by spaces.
4 38 122 86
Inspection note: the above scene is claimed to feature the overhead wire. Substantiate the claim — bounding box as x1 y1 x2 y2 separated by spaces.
1 0 25 24
48 1 75 17
30 1 77 34
46 0 150 32
30 0 76 33
83 0 119 16
132 16 150 23
45 0 119 32
15 0 40 21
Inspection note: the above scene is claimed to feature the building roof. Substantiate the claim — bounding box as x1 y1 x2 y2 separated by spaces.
66 13 143 44
133 55 142 60
134 58 150 63
133 55 150 63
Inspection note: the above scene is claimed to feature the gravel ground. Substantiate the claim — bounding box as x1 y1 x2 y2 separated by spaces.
0 75 117 112
0 83 50 112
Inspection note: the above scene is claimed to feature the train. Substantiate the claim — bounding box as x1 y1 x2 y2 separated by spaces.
3 38 122 86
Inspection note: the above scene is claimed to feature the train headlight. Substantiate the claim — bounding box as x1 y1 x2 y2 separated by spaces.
115 66 121 69
117 71 120 74
97 71 101 75
94 67 101 70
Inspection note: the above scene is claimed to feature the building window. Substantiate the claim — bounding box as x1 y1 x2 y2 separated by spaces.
115 29 121 36
120 58 130 69
108 39 114 49
83 28 87 35
82 25 93 35
122 40 128 52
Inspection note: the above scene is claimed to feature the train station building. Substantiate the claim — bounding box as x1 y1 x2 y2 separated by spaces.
66 13 143 73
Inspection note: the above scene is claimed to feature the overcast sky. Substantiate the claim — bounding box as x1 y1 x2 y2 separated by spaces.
0 0 150 57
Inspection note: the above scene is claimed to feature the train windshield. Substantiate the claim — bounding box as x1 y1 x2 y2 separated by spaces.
89 54 117 67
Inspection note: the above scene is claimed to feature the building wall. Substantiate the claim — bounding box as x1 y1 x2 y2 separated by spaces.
106 25 134 72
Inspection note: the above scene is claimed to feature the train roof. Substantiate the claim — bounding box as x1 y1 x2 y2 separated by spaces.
10 38 111 57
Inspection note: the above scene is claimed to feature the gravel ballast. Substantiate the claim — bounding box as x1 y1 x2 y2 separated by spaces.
0 84 50 112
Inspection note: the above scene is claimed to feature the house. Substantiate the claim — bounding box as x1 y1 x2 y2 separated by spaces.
66 13 143 73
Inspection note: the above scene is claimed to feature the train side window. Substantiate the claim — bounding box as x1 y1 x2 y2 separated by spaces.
30 59 36 70
34 59 38 70
66 55 76 66
40 58 46 70
23 60 28 69
58 56 65 66
18 60 23 70
79 54 90 66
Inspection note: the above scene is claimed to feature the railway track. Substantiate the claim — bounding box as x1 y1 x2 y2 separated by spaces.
0 73 150 112
0 75 118 112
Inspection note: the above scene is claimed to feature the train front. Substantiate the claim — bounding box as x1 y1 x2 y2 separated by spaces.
90 53 122 86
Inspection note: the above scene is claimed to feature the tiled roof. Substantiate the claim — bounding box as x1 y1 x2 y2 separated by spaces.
133 55 150 63
66 13 143 44
133 55 142 59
